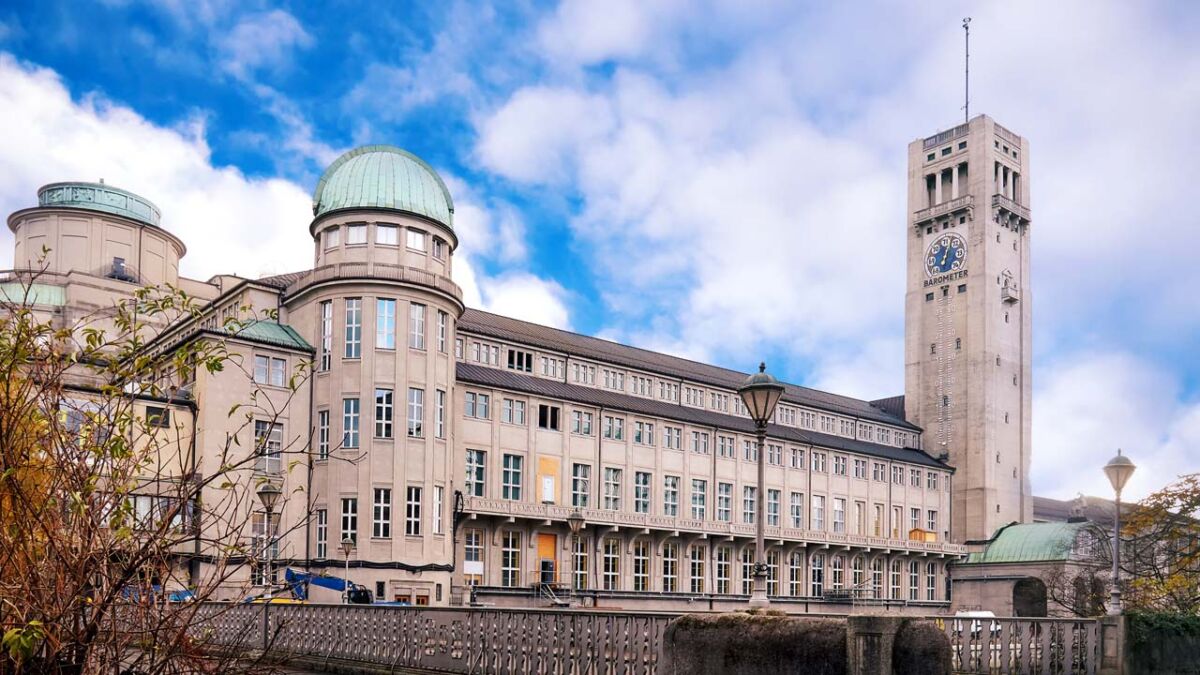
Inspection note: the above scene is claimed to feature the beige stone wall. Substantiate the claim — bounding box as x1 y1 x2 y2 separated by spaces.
904 115 1033 543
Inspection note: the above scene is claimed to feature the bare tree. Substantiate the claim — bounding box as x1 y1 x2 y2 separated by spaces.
0 266 312 674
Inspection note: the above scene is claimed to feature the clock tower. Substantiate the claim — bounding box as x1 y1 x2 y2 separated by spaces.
904 114 1033 543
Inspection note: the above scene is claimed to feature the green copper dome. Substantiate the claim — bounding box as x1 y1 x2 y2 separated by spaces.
38 182 161 227
312 145 454 228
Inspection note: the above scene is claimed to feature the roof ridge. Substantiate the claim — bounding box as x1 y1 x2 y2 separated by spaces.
459 307 914 428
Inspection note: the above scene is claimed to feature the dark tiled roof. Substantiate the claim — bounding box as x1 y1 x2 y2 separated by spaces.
456 362 949 470
258 270 308 289
870 395 906 421
458 308 919 430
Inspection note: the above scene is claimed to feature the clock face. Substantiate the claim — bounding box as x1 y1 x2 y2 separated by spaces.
925 233 967 277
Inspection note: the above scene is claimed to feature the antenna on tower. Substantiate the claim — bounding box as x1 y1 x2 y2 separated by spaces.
962 17 972 123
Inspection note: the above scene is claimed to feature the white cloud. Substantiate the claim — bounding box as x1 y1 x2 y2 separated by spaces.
217 10 313 78
1032 351 1200 502
0 53 313 280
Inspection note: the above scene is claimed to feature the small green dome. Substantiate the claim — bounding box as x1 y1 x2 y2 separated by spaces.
38 182 161 227
312 145 454 228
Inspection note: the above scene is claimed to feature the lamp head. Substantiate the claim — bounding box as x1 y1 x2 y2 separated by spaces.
256 482 282 512
1103 449 1136 494
567 508 585 536
340 536 356 556
738 362 786 427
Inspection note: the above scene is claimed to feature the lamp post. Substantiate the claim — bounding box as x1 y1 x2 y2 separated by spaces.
1103 449 1136 616
567 508 585 602
738 362 785 609
340 537 356 604
256 483 282 601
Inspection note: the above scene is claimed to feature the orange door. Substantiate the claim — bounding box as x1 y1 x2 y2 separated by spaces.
537 533 558 583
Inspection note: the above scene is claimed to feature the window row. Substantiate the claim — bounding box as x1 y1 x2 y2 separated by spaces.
314 485 446 554
315 389 447 458
321 222 447 260
463 452 941 537
317 299 450 369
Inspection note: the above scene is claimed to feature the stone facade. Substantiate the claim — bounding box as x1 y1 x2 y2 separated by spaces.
5 118 1041 611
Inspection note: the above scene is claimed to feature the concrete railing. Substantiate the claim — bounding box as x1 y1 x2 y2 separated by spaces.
929 616 1105 674
193 602 674 674
466 497 968 556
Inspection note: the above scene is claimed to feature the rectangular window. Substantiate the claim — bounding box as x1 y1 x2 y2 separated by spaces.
812 495 826 531
376 223 398 245
502 398 526 425
319 301 332 370
853 459 868 479
602 538 620 590
873 462 886 481
253 355 268 383
927 471 939 491
146 405 170 428
789 552 804 596
375 388 394 438
911 507 921 531
464 529 483 585
715 546 732 594
537 404 560 431
432 237 446 259
407 388 424 437
741 548 755 595
602 415 624 440
833 498 846 533
501 531 520 587
253 420 282 473
373 487 392 538
315 508 328 558
691 479 707 520
910 468 921 488
506 349 532 372
662 543 678 593
690 545 706 593
927 509 938 532
433 486 444 534
324 226 340 249
767 489 780 527
435 389 445 439
892 466 904 484
465 450 485 497
406 229 427 251
342 398 360 448
604 468 623 510
633 540 649 591
571 464 591 508
663 476 679 516
810 553 825 596
633 471 650 513
909 561 920 601
341 497 358 543
811 452 827 473
408 303 426 349
405 486 422 536
574 537 589 590
344 299 362 358
743 486 757 524
317 410 330 460
790 492 804 529
347 223 367 244
662 426 681 450
833 456 847 476
571 410 593 435
717 483 732 522
502 454 523 500
718 435 735 458
791 447 805 468
691 431 709 454
463 392 490 419
926 563 938 601
376 298 396 349
634 421 655 445
437 311 448 352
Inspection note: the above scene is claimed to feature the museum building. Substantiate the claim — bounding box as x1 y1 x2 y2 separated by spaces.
4 114 1043 612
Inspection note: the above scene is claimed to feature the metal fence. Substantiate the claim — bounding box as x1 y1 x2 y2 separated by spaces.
193 602 674 674
929 616 1102 675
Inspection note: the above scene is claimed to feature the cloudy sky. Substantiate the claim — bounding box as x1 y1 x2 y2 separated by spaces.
0 0 1196 501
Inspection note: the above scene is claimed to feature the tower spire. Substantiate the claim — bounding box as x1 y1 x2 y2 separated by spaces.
963 17 972 123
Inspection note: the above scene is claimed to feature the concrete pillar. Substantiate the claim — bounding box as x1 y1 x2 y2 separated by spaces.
994 162 1001 195
935 170 943 204
951 164 960 200
1099 615 1127 675
847 616 903 675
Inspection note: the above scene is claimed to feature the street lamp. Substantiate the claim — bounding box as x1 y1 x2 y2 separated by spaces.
1103 449 1136 615
340 537 356 604
567 508 585 601
738 362 785 609
256 483 282 601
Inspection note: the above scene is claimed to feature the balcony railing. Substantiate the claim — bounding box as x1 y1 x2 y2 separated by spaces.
912 194 973 225
283 262 463 303
992 193 1031 222
923 122 970 150
465 497 967 555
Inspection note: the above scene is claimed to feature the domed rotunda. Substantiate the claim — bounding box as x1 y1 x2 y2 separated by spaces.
312 145 454 229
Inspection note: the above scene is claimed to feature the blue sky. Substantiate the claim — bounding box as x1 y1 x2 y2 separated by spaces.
0 0 1197 500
